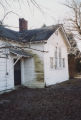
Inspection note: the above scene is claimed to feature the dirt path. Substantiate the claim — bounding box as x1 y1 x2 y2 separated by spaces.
0 79 81 120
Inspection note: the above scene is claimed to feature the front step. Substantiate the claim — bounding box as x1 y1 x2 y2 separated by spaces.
24 81 45 88
74 76 81 78
74 74 81 78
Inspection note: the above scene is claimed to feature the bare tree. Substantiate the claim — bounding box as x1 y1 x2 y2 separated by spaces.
63 0 81 59
0 0 40 9
64 0 81 40
0 0 41 25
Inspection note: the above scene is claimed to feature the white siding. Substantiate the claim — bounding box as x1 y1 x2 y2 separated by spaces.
44 30 69 86
23 43 45 86
24 58 35 82
0 40 19 91
0 56 14 91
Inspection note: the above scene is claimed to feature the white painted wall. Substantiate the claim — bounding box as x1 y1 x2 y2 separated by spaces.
24 58 35 82
6 56 14 90
0 40 22 91
44 29 69 86
0 51 14 91
23 43 44 86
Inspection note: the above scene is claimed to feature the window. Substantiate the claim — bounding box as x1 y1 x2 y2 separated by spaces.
55 47 57 69
54 47 65 69
49 47 65 70
59 48 61 67
50 57 54 69
63 58 65 68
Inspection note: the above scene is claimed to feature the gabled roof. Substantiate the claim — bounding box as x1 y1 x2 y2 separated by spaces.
0 25 20 42
0 24 61 43
20 25 61 42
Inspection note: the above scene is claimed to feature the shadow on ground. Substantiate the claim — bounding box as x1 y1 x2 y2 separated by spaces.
0 79 81 120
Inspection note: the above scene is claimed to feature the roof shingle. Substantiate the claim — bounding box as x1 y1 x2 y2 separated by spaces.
0 24 61 43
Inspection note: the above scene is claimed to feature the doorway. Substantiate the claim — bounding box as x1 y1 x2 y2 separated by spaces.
14 59 21 86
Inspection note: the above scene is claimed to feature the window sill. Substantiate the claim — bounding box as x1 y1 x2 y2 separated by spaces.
50 67 65 71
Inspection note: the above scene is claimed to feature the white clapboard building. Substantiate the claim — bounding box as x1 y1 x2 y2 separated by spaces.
0 18 70 91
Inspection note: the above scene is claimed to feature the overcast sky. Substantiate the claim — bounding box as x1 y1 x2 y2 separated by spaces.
0 0 70 31
0 0 81 49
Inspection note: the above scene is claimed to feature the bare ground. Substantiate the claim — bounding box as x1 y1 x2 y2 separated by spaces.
0 79 81 120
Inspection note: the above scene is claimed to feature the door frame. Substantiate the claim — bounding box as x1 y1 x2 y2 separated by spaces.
14 58 21 86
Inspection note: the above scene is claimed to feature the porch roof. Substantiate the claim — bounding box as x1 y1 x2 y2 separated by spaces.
9 48 32 58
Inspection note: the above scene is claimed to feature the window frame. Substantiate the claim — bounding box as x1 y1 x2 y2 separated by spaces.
50 57 54 69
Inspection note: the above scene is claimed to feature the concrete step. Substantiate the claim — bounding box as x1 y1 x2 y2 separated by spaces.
24 81 45 88
74 74 81 78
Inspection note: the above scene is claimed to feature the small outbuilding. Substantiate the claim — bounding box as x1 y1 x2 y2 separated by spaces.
0 19 70 91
